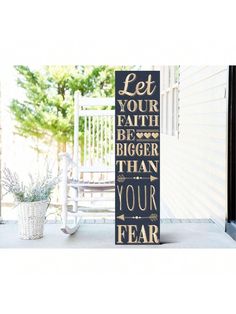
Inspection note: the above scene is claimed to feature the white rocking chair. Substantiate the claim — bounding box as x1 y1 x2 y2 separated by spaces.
60 92 115 234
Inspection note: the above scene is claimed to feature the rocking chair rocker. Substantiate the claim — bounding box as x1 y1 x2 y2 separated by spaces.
60 92 115 234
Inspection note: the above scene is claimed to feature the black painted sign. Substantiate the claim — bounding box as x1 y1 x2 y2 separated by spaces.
115 71 160 245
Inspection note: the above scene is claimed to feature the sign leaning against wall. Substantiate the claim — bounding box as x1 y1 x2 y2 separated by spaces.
115 71 160 245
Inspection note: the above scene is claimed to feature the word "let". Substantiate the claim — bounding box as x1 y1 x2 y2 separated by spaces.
118 73 156 97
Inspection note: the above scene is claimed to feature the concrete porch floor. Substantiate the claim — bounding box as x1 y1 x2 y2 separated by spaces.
0 219 236 248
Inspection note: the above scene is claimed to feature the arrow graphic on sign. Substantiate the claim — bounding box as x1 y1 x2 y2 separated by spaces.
117 174 158 183
117 213 158 222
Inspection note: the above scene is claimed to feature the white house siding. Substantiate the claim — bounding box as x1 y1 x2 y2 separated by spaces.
160 66 228 228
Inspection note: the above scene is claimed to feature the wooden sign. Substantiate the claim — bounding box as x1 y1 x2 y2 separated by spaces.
115 71 160 245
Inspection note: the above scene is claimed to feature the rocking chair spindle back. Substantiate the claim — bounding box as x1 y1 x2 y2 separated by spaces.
60 92 115 234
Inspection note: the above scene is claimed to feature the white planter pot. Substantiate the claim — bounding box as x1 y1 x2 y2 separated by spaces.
17 200 49 240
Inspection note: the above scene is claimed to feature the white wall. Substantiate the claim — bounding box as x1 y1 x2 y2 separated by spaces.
160 66 228 228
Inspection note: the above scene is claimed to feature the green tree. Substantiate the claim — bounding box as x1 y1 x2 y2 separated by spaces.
10 65 122 153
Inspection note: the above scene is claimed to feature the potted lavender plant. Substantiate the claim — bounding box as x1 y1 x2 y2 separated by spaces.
2 167 59 239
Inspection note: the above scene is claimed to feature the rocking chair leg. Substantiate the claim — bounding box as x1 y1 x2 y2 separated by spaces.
61 199 80 235
61 154 68 231
60 154 80 235
72 187 78 213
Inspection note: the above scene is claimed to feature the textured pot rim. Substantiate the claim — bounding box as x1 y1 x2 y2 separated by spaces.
16 199 49 205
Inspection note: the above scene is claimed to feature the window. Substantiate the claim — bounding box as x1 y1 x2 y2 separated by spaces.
160 66 179 136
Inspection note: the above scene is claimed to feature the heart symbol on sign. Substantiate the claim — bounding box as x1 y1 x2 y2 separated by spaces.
136 132 143 139
152 133 159 139
144 132 151 138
